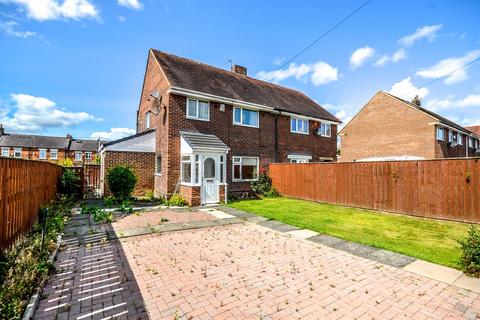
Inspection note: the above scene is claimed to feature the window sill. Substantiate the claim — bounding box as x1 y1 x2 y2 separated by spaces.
155 173 162 177
186 116 210 122
233 122 259 129
180 182 201 187
232 179 258 183
290 130 309 135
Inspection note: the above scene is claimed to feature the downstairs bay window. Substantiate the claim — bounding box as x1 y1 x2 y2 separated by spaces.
233 156 259 181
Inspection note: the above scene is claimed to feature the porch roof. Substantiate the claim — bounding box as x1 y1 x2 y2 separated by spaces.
180 131 229 153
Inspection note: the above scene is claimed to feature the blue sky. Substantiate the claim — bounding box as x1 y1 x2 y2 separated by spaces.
0 0 479 140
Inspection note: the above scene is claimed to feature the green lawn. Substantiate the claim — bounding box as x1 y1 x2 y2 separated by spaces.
228 197 471 269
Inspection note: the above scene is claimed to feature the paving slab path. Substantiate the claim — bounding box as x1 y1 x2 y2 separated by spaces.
33 206 480 320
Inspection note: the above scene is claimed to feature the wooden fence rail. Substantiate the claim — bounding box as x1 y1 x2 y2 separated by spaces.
270 158 480 223
0 158 63 249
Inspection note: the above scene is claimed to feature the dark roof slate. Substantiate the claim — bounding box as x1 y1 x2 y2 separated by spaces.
0 134 66 149
152 49 340 122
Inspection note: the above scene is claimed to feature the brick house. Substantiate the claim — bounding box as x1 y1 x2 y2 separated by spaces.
0 125 102 165
102 49 340 205
339 91 480 162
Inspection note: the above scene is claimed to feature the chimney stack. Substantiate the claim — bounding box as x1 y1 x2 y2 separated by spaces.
0 124 4 136
412 95 421 106
231 64 247 76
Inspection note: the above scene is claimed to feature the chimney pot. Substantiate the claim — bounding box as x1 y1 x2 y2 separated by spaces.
231 64 247 76
412 95 421 106
0 124 4 136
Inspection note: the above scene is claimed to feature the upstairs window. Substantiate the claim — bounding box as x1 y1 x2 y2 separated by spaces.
14 148 22 158
458 134 463 145
233 156 259 181
50 149 58 160
1 148 9 157
187 98 209 121
85 152 92 160
319 123 331 137
145 111 151 129
291 117 309 134
74 151 82 161
39 149 47 159
448 130 453 143
469 137 474 148
233 107 259 127
436 127 445 141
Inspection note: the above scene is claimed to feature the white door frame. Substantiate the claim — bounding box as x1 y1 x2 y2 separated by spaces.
201 154 220 204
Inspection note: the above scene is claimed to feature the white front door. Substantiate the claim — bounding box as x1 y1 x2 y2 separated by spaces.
202 156 219 204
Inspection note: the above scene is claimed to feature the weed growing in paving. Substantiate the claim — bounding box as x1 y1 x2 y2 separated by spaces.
81 205 114 223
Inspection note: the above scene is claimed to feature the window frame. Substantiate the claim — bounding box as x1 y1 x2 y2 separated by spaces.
50 149 58 160
74 151 83 161
13 148 22 158
181 155 193 184
145 111 151 129
232 107 259 128
1 147 9 157
469 137 474 148
38 148 47 159
436 127 445 141
448 130 453 143
290 117 309 135
232 156 259 182
319 122 332 137
155 155 162 176
186 98 210 121
458 133 463 145
85 152 92 160
287 155 312 163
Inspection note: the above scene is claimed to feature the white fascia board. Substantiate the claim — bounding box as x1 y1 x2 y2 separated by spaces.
287 154 312 160
169 86 340 125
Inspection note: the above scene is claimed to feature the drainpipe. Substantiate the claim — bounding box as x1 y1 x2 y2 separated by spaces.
274 112 280 163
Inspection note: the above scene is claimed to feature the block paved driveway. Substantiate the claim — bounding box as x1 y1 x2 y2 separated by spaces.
34 210 480 320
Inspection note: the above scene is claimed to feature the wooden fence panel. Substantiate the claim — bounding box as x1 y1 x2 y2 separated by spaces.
0 158 63 249
269 158 480 223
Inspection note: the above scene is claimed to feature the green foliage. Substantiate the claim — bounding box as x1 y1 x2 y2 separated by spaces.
167 194 188 207
251 173 279 198
458 225 480 277
119 200 133 213
106 165 137 201
145 189 155 201
103 196 116 208
81 205 113 223
93 154 101 165
60 158 73 167
0 197 72 319
60 169 81 197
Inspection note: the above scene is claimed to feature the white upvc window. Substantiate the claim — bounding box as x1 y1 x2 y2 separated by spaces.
187 98 209 121
14 148 22 158
85 152 92 160
50 149 58 160
39 149 47 159
469 137 474 148
181 155 192 183
448 130 453 143
155 155 162 175
476 139 479 149
288 155 312 163
74 151 82 161
436 127 445 141
232 156 259 181
319 122 331 137
145 111 151 129
458 133 463 145
233 107 259 127
290 117 309 134
1 147 9 157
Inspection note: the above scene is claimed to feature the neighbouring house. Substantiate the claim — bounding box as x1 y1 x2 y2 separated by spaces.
101 49 340 205
0 125 102 165
338 91 480 162
466 125 480 136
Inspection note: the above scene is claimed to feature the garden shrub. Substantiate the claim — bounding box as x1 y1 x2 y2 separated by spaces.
251 172 280 198
119 200 133 213
60 169 81 197
106 165 137 201
168 194 188 207
103 195 116 208
458 225 480 277
0 197 72 319
263 187 280 198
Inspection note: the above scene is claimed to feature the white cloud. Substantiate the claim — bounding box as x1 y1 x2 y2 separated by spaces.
349 46 375 69
399 24 442 47
273 56 285 66
0 20 35 38
0 0 100 21
425 94 480 111
256 61 338 86
116 0 143 10
374 48 407 67
389 77 429 100
416 49 480 85
0 93 97 132
90 127 135 140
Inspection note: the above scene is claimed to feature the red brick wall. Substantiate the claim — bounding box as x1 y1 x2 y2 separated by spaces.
178 185 201 206
102 151 155 196
435 130 477 158
1 147 99 165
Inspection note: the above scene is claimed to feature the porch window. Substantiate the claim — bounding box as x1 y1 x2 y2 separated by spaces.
181 155 192 183
50 149 58 160
291 117 309 134
85 152 92 160
233 107 259 127
156 155 162 175
319 123 331 137
194 155 200 184
233 156 258 181
436 127 444 141
1 147 9 157
220 155 225 183
14 148 22 158
39 149 47 159
187 98 209 121
75 151 82 161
